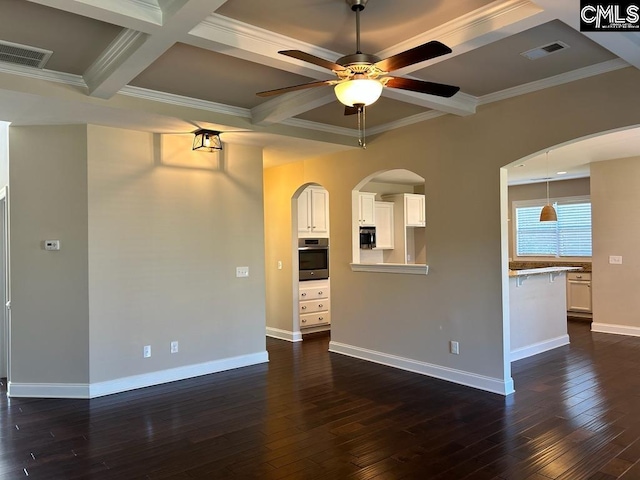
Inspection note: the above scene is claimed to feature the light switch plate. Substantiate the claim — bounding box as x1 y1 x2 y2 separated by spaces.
609 255 623 264
236 266 249 277
44 240 60 251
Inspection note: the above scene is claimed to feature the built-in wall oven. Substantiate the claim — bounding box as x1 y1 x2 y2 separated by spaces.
298 238 329 281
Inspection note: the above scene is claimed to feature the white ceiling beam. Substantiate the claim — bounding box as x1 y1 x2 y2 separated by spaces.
531 0 640 70
83 0 228 99
251 89 336 126
25 0 164 32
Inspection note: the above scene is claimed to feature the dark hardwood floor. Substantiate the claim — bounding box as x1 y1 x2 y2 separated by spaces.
2 320 640 479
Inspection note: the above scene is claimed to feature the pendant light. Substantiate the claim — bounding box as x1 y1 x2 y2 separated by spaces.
192 129 222 152
540 150 557 222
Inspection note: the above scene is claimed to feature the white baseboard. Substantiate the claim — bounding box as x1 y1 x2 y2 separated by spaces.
329 341 514 396
592 322 640 337
266 327 302 342
8 351 269 399
510 335 570 362
8 382 90 399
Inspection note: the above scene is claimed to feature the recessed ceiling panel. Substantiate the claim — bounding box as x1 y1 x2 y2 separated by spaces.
215 0 495 55
0 0 122 74
130 43 316 109
295 96 430 129
413 20 618 97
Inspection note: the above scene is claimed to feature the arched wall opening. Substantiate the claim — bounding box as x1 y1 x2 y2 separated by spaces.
351 169 426 269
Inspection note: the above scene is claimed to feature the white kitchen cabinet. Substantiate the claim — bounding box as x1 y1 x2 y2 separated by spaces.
374 201 394 250
381 193 427 264
299 279 330 329
298 186 329 238
405 193 425 227
358 192 376 227
567 272 592 313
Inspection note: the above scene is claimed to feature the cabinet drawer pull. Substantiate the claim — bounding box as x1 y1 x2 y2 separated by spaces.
301 306 307 310
318 291 323 295
318 317 323 321
301 293 307 297
318 304 323 308
302 319 307 323
576 275 582 279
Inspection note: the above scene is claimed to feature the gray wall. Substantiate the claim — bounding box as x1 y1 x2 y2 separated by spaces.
591 156 640 331
264 67 640 393
8 124 267 392
9 125 90 384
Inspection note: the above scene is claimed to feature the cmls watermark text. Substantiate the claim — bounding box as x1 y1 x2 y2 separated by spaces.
580 2 640 30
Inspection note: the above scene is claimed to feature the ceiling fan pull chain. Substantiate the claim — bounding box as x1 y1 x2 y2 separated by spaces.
357 104 366 149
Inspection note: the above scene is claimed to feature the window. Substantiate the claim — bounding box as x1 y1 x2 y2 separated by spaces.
514 196 591 257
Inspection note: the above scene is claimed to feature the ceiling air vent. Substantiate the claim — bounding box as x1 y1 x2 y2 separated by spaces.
0 40 52 69
521 41 570 61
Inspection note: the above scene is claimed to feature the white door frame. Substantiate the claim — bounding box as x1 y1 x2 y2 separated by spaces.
0 186 9 380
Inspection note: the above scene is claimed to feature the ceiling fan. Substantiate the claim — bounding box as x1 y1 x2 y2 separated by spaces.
256 0 460 147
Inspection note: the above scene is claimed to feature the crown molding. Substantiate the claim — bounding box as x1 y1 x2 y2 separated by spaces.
368 110 447 136
281 117 358 138
478 58 630 106
0 63 87 88
119 85 252 118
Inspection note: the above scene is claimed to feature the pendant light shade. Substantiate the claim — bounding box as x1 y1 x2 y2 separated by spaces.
540 150 557 222
334 78 383 107
192 129 222 152
540 204 557 222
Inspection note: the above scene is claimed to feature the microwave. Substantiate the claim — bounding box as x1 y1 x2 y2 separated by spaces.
298 238 329 281
359 227 376 249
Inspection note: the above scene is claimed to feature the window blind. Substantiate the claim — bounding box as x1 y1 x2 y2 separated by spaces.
515 199 591 257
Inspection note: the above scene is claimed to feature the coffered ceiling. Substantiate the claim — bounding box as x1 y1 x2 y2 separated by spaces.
0 0 638 171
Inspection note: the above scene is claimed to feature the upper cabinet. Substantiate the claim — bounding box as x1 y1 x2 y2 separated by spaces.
374 201 394 250
404 194 426 227
358 192 376 227
298 186 329 238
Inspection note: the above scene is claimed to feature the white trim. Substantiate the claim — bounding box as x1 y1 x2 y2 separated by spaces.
367 111 446 136
591 323 640 337
350 263 429 275
510 334 569 362
8 382 90 399
0 63 87 87
8 351 269 399
120 85 252 118
329 341 514 396
281 117 358 137
478 59 629 106
266 327 302 342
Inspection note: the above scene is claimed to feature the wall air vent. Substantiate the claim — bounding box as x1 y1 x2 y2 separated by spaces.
521 41 570 61
0 40 52 69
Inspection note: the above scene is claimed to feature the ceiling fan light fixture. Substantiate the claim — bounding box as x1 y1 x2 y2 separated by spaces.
334 78 383 107
192 129 222 152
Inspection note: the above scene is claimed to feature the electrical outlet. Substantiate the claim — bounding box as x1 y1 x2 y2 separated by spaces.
450 341 460 355
277 260 282 270
609 255 623 264
143 345 151 358
236 266 249 277
170 341 179 354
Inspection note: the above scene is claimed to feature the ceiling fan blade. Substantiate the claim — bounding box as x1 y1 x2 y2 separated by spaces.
256 80 334 97
375 41 452 72
385 77 460 98
279 50 346 72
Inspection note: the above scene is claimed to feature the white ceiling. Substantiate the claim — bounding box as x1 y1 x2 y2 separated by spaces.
0 0 638 175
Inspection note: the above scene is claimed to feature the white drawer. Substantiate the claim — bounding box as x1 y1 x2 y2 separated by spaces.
299 299 330 314
568 272 591 281
300 311 331 328
299 285 329 300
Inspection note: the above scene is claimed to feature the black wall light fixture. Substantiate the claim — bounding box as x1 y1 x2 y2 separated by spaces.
192 129 222 152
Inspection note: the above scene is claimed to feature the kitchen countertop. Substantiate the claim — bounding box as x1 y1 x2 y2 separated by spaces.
509 261 591 273
508 266 581 277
